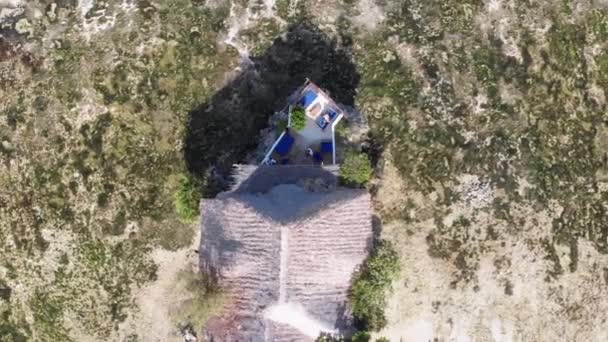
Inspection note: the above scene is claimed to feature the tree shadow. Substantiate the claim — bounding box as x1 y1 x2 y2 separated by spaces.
184 20 360 196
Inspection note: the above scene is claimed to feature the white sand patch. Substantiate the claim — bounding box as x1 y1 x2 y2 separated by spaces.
443 174 493 226
264 302 335 338
0 0 24 23
0 0 24 6
352 0 386 32
120 0 137 14
77 0 120 40
380 319 434 342
472 92 488 114
39 229 76 280
496 18 521 61
71 88 108 127
487 0 502 13
490 318 514 342
456 174 492 209
78 0 93 20
262 0 285 25
223 1 254 65
394 41 418 65
476 0 522 61
461 130 478 144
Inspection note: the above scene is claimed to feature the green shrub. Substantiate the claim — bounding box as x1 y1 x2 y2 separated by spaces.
290 106 306 131
349 240 400 331
339 151 373 187
315 332 344 341
352 331 371 342
174 175 201 223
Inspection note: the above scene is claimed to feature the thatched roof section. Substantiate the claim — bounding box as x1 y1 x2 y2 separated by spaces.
200 166 372 341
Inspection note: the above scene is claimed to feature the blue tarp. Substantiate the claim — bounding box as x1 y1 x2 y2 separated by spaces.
320 141 333 154
274 133 294 156
299 90 318 108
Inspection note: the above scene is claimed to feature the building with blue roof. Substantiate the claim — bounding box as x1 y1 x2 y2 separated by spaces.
262 80 345 166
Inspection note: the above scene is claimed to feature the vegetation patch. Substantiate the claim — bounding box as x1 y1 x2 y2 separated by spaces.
351 331 371 342
339 151 373 187
174 174 202 223
171 269 224 332
290 106 307 131
349 240 400 331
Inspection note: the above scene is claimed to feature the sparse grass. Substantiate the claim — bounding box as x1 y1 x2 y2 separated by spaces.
144 217 196 251
171 269 224 332
241 18 281 56
0 2 231 338
440 0 483 34
547 19 586 74
31 290 72 341
595 50 608 91
540 239 563 281
588 10 608 42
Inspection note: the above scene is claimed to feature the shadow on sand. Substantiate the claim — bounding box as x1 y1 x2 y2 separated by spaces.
184 21 360 196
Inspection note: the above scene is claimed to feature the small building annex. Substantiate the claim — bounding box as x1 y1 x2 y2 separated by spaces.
262 80 345 166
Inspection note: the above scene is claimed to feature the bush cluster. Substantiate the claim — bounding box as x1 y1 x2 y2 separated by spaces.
339 151 373 187
290 106 307 131
315 331 389 342
349 240 400 331
174 175 202 223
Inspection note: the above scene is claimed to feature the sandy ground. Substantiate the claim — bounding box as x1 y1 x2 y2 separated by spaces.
352 0 386 32
118 227 200 342
379 222 608 342
373 155 608 342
